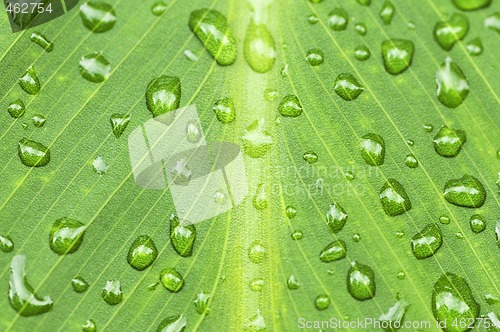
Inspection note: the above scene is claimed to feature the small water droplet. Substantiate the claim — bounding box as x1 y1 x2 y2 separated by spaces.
466 37 483 56
18 138 50 167
286 205 297 219
248 241 266 264
423 124 434 132
264 88 278 101
405 154 418 168
307 14 319 25
249 278 265 291
354 23 367 36
347 261 376 301
496 222 500 248
452 0 491 11
244 20 276 73
80 1 116 33
189 9 236 66
242 119 273 158
360 133 385 166
194 292 210 314
484 12 500 34
456 232 464 239
379 179 412 216
328 8 348 31
279 95 303 117
213 98 236 124
0 235 14 253
213 189 227 204
436 57 469 108
303 151 318 164
397 271 405 280
92 156 108 175
32 114 46 128
326 203 348 233
320 240 346 262
49 218 86 255
379 299 410 329
470 214 486 233
79 52 111 83
21 123 28 130
356 0 371 6
433 126 467 157
110 113 131 138
245 310 266 332
157 314 187 331
407 21 416 30
170 214 196 257
439 215 451 224
382 39 414 75
82 319 96 332
151 1 167 16
433 14 469 51
30 32 53 52
306 48 324 66
19 66 40 95
379 1 395 25
280 64 289 77
186 120 202 143
291 230 303 240
253 184 268 210
71 276 89 293
345 171 355 181
406 139 414 146
354 45 370 61
160 268 184 292
443 174 486 208
485 293 500 305
171 159 192 185
411 223 443 259
352 233 361 242
145 75 181 117
127 235 158 270
287 275 300 289
315 294 330 310
395 231 405 238
334 74 364 100
8 100 25 118
183 49 198 62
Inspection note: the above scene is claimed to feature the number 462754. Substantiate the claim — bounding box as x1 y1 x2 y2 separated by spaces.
5 2 53 14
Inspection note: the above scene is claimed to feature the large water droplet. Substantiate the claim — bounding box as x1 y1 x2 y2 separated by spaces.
466 37 483 56
244 20 276 73
360 133 385 166
157 314 187 332
160 268 184 292
435 57 469 108
354 46 370 61
328 8 348 31
411 224 443 259
9 255 53 316
306 48 324 66
110 113 131 138
381 39 414 75
80 1 116 33
19 66 40 95
71 276 89 293
485 12 500 34
0 235 14 252
18 138 50 167
213 98 236 124
443 174 486 208
49 217 86 255
31 32 53 52
242 119 272 158
314 294 330 310
470 214 486 233
379 179 412 216
380 1 395 25
82 319 96 332
127 235 158 270
8 100 25 118
433 126 466 157
189 9 236 66
432 273 480 330
248 241 266 264
194 292 210 314
79 53 111 83
253 183 268 210
347 261 376 301
170 214 196 257
334 74 364 100
325 203 348 233
433 14 469 51
452 0 491 11
379 299 410 331
145 75 181 117
278 95 303 117
320 240 347 262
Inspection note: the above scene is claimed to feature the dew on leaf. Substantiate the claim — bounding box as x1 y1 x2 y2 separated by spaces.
264 88 278 101
405 154 418 168
306 48 324 66
380 1 395 25
170 214 196 257
352 233 361 242
160 268 184 293
433 126 467 157
49 218 86 255
244 20 276 73
411 223 443 259
423 124 434 132
242 119 272 158
183 49 198 62
325 202 348 234
303 151 318 164
397 271 405 280
354 46 370 61
347 261 376 301
287 275 300 290
469 214 486 233
334 74 364 100
433 14 469 51
315 294 330 310
360 133 385 166
286 205 297 219
79 53 111 83
92 156 109 175
252 183 268 210
328 8 348 31
213 189 227 204
379 299 409 331
157 314 187 332
496 222 500 248
280 64 289 77
213 98 236 124
127 235 158 270
379 179 412 216
345 171 355 181
186 120 202 143
279 95 303 117
170 159 192 185
0 235 14 253
8 100 25 118
439 215 451 225
355 23 367 36
71 276 89 293
307 14 319 25
485 293 500 305
452 0 491 11
194 292 210 314
18 138 50 167
356 0 371 6
248 241 266 264
30 32 53 52
32 115 46 128
291 230 303 240
484 12 500 34
145 75 181 117
381 39 414 75
244 310 266 332
435 57 469 108
19 66 40 95
151 2 167 16
443 174 486 208
320 240 347 262
466 38 483 56
110 113 131 138
249 278 265 291
80 1 116 33
82 319 96 332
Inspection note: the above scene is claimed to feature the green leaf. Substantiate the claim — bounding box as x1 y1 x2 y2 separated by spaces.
0 0 499 331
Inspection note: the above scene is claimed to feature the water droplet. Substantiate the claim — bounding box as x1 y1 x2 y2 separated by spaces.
407 21 416 29
189 9 236 66
244 20 276 73
405 154 418 168
253 184 268 210
325 202 348 233
306 48 324 66
334 74 364 100
151 2 167 16
286 205 297 219
320 240 347 262
170 214 196 257
397 271 405 280
92 156 108 175
79 53 111 83
354 46 370 61
315 294 330 310
0 235 14 253
278 95 303 117
213 189 227 204
32 115 46 128
18 138 50 167
379 179 412 216
194 292 210 314
127 235 158 270
352 233 361 242
485 293 500 305
354 23 367 36
360 133 385 166
423 124 434 132
406 139 414 146
183 49 198 62
452 0 491 11
248 241 266 264
303 151 318 164
466 37 483 56
280 64 289 77
380 1 395 25
21 123 28 130
9 255 53 316
245 310 266 332
443 174 486 208
395 231 405 238
432 273 480 328
411 223 443 259
160 268 184 292
145 75 181 117
242 119 272 158
19 66 40 95
291 230 303 240
496 222 500 248
307 14 319 25
485 12 500 34
171 159 192 185
80 1 116 33
433 14 469 51
186 120 202 144
470 214 486 233
110 113 131 138
49 218 86 255
147 282 159 291
379 299 409 329
82 319 96 332
249 278 265 291
287 275 300 289
30 32 53 52
436 57 469 108
439 215 451 225
213 98 236 124
71 276 89 293
328 8 348 31
433 126 467 157
356 0 371 6
8 99 25 118
347 261 376 301
264 88 278 101
345 171 355 181
456 232 465 239
381 39 414 75
157 314 187 332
